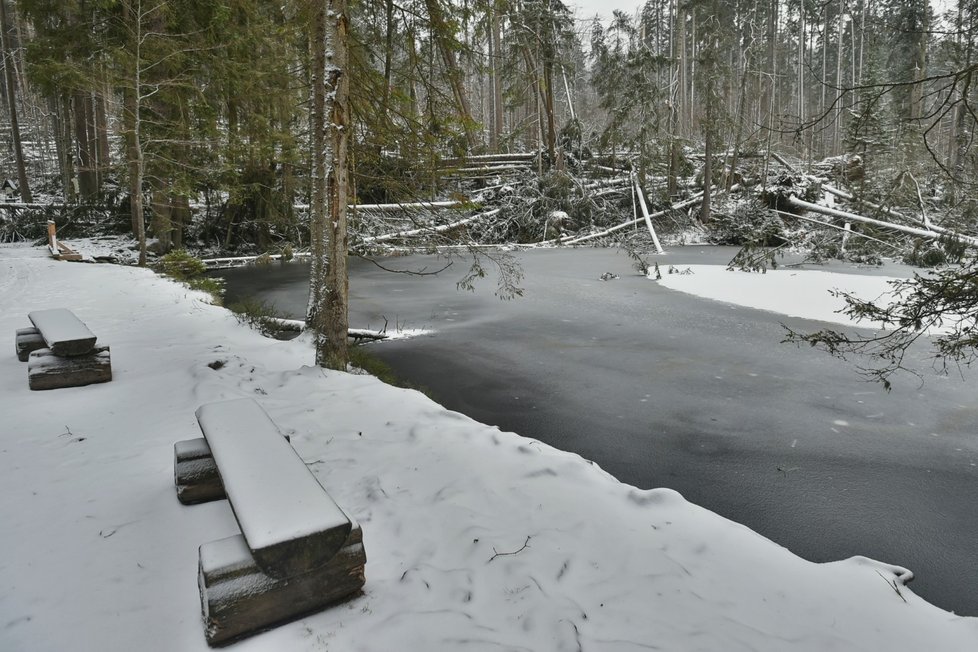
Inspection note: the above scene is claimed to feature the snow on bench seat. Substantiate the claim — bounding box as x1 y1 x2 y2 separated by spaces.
27 309 97 357
173 432 291 505
196 398 353 578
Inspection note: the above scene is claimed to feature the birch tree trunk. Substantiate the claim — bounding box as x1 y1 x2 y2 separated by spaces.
308 0 350 371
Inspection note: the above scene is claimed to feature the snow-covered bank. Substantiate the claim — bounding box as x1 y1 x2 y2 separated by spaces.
1 244 975 652
659 264 903 328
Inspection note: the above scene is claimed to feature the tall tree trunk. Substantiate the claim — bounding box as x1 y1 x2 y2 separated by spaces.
73 91 98 201
0 0 31 202
702 119 712 224
58 95 76 202
488 5 501 152
95 90 111 186
123 87 147 266
122 0 147 266
424 0 478 151
908 4 927 123
542 58 558 167
798 0 806 157
832 0 845 154
308 0 350 371
382 0 394 117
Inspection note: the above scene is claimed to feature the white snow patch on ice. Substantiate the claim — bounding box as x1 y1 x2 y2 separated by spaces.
659 264 902 327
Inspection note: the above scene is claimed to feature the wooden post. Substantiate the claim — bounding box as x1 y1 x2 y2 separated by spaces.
47 220 57 253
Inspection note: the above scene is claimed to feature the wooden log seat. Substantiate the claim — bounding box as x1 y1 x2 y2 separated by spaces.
178 398 366 646
15 327 45 362
18 309 112 390
28 308 97 356
28 345 112 391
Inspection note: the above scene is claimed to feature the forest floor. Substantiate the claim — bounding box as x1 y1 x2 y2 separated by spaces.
1 241 976 652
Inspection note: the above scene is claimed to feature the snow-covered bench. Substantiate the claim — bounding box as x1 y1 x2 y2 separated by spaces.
175 398 366 646
16 309 112 390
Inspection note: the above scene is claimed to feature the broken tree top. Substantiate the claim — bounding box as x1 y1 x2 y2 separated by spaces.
27 309 97 356
195 398 352 575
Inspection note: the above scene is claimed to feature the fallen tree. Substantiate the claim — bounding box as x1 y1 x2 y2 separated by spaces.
782 195 978 249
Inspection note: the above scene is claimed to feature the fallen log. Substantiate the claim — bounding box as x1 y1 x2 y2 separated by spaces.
351 200 468 212
359 209 499 245
783 196 957 242
634 175 664 254
821 185 978 248
438 152 537 167
559 185 740 246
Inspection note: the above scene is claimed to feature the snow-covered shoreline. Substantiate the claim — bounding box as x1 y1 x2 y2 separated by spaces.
1 243 975 651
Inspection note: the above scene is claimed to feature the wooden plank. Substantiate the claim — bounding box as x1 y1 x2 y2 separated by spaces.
196 398 352 578
198 526 365 646
15 327 44 362
27 345 112 391
28 309 97 356
56 242 83 262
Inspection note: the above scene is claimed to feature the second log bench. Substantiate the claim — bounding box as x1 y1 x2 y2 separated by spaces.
175 398 366 646
16 309 112 390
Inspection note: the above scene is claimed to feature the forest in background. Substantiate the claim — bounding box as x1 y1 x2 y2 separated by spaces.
0 0 975 257
1 0 976 377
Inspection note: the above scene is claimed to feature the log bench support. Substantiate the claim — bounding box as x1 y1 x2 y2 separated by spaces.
28 345 111 391
15 327 45 361
175 398 365 646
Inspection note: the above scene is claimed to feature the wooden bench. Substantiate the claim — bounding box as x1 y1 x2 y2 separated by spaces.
16 309 112 390
174 398 366 646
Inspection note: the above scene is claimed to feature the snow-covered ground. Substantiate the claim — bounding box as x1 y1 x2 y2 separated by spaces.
1 243 975 652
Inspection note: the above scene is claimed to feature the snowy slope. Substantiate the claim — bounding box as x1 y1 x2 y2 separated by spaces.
0 244 974 652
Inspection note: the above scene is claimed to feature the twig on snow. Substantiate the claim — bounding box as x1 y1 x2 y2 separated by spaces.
488 535 531 562
876 570 908 603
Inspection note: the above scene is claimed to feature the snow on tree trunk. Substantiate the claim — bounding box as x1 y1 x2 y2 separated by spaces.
308 0 350 371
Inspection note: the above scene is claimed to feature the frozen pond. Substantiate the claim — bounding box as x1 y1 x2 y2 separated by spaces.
216 246 978 616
